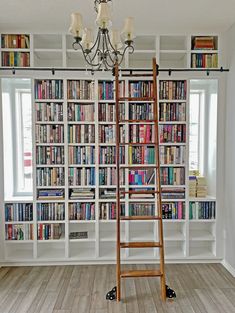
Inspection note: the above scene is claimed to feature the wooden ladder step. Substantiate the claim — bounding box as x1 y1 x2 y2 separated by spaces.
120 216 161 221
121 269 162 278
120 241 162 248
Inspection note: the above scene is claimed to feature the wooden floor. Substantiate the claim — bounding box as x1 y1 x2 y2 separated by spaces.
0 263 235 313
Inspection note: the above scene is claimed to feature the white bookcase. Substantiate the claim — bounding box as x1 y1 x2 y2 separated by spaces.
0 32 222 264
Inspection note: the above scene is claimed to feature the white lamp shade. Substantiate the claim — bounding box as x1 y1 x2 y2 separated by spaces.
69 12 83 37
81 28 94 50
111 30 123 50
122 17 135 41
96 3 111 29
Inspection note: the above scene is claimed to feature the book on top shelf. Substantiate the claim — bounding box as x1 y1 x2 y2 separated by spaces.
192 36 216 50
1 34 30 49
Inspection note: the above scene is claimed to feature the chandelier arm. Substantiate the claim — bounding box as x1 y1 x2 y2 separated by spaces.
87 28 102 56
103 34 116 66
89 33 102 63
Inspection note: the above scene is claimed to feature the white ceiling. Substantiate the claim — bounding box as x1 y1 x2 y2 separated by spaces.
0 0 235 34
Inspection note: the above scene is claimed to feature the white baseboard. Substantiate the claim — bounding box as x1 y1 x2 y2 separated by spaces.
222 260 235 277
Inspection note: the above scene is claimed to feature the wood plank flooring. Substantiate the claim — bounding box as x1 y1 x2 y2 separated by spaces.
0 264 234 313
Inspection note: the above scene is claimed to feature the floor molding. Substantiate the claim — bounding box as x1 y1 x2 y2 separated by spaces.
222 259 235 277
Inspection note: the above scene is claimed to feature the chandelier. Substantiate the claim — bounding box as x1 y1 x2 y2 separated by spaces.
69 0 135 70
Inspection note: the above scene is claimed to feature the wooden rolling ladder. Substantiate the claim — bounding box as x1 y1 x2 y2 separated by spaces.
114 58 166 301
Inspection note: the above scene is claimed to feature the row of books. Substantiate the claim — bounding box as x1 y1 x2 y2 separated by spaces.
128 146 155 164
99 168 125 185
159 124 186 143
129 81 153 98
36 168 65 186
69 203 95 220
2 51 30 67
98 81 114 100
162 202 185 219
99 203 125 220
36 146 64 165
129 103 154 120
37 203 65 221
69 146 95 165
35 80 63 100
5 224 34 240
162 187 185 199
189 201 216 219
37 189 64 200
99 125 125 143
129 169 155 185
128 125 154 144
191 54 218 68
68 168 95 186
35 102 63 122
100 146 125 164
35 125 64 144
1 34 30 49
70 188 95 199
68 125 95 144
159 80 187 100
5 203 33 222
159 102 186 122
129 124 155 143
98 102 125 122
37 224 63 240
159 146 185 165
67 80 94 100
67 103 94 122
129 204 154 216
160 167 185 185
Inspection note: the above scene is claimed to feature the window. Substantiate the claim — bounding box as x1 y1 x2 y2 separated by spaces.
1 78 32 198
189 79 217 195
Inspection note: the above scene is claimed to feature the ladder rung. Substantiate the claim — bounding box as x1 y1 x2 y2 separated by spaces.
120 216 161 221
121 190 159 194
119 119 157 123
120 241 162 248
121 269 162 278
120 143 156 146
119 97 155 101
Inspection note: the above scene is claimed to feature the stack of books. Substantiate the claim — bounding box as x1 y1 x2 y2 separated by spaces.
69 188 95 200
189 176 197 197
100 189 116 199
196 176 207 197
193 37 215 50
37 189 64 200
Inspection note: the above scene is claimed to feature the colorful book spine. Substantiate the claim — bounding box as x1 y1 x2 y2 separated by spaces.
129 103 154 120
1 52 30 67
69 203 95 220
159 146 185 165
129 81 153 97
35 103 63 122
129 125 155 143
159 124 186 143
98 102 125 122
99 203 125 220
67 80 94 100
37 203 65 221
37 223 63 240
5 203 33 222
159 102 186 121
35 80 63 99
36 167 65 186
68 168 95 186
159 81 187 100
99 146 125 164
35 125 64 143
5 224 34 240
67 103 94 121
68 146 95 164
129 204 155 216
189 201 216 219
99 168 125 185
128 146 155 164
68 125 95 143
162 202 185 219
160 167 185 185
36 146 64 165
1 34 30 48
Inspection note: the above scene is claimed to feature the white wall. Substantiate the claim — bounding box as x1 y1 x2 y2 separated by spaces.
224 22 235 274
